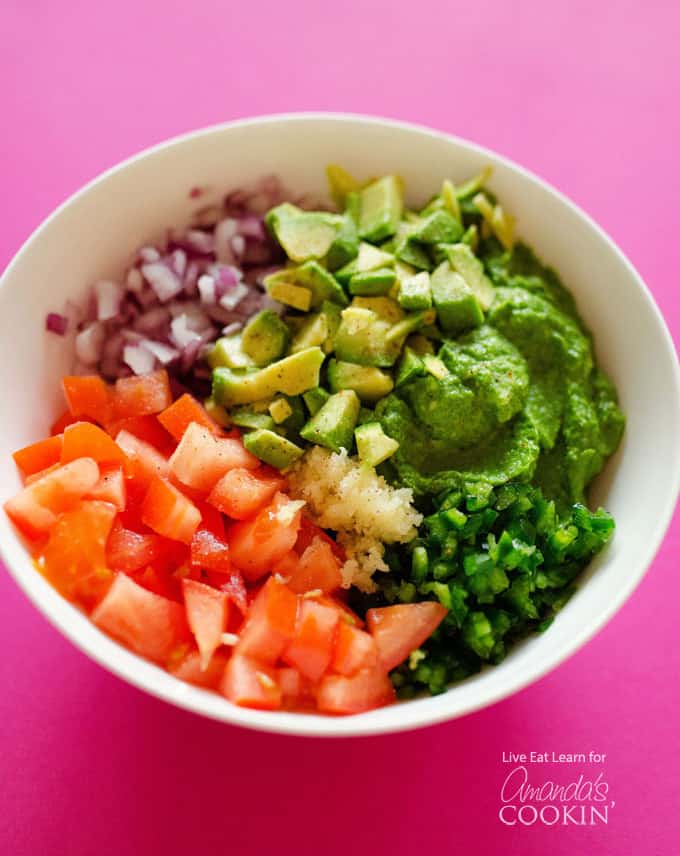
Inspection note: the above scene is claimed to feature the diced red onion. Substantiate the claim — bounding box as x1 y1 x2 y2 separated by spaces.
258 293 286 315
141 261 183 303
126 268 144 293
219 282 249 310
46 312 68 335
222 321 242 336
183 260 200 296
123 343 156 375
237 215 266 241
139 246 161 264
170 249 187 278
170 313 203 349
140 339 180 365
198 274 217 304
230 234 246 261
133 306 171 335
94 280 123 321
75 321 106 365
214 218 238 263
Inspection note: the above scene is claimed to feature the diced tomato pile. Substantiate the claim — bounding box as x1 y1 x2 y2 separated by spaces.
4 370 448 715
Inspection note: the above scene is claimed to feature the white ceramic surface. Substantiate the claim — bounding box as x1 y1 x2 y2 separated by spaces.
1 114 678 736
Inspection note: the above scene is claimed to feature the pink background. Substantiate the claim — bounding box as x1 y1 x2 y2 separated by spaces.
2 2 679 853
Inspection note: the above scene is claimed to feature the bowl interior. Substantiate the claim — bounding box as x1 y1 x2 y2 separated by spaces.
1 115 678 736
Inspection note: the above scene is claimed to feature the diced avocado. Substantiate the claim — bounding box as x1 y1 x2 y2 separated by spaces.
358 175 403 243
430 261 484 334
335 242 395 285
423 354 450 380
243 428 304 469
456 166 493 200
266 203 342 262
355 422 400 467
207 334 255 370
410 210 463 245
212 347 325 406
405 333 435 356
203 396 231 427
327 359 394 404
344 190 362 224
396 347 426 387
398 271 432 310
461 224 479 251
231 408 276 431
265 262 347 309
326 164 362 206
290 313 328 353
300 389 360 452
269 397 293 424
320 300 342 353
441 179 462 221
351 296 404 324
278 395 306 443
438 243 495 310
266 280 312 312
241 310 290 367
334 302 430 368
395 235 432 270
326 216 359 271
303 386 330 416
348 268 396 296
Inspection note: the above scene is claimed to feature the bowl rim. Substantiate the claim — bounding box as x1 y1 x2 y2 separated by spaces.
1 111 679 737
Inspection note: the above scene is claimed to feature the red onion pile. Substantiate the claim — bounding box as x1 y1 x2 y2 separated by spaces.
46 175 302 398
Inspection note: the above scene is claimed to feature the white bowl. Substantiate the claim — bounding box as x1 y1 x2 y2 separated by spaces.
1 114 678 736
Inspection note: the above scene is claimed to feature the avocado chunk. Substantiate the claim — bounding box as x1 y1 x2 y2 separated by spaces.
404 333 435 356
395 347 426 388
268 397 293 424
207 334 255 370
243 428 304 469
303 386 330 416
348 268 396 296
266 203 342 262
327 359 394 404
326 164 364 206
335 242 395 285
265 261 347 308
398 271 432 310
231 408 276 431
241 310 290 367
300 389 361 453
203 396 231 427
334 303 431 368
410 210 463 245
212 347 325 406
359 175 403 243
326 216 359 271
395 235 432 270
290 312 329 353
265 279 312 312
355 422 400 467
430 261 484 334
423 354 450 380
436 242 495 309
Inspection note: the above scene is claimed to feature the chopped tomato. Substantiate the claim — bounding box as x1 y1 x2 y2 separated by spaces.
62 375 112 425
42 500 117 607
12 435 63 477
236 576 298 663
283 598 340 682
115 430 169 489
366 602 448 671
51 409 82 435
4 457 100 539
330 621 379 677
61 421 129 469
228 493 303 582
207 467 284 519
158 393 222 442
141 476 201 544
112 370 171 419
317 595 365 630
190 528 230 573
207 570 248 615
86 466 126 510
105 415 175 456
271 550 300 580
169 648 228 689
195 501 226 539
295 516 346 562
276 666 302 702
24 463 61 486
105 520 164 572
133 565 180 601
287 536 343 594
220 654 281 710
92 572 190 664
182 578 229 670
169 423 259 493
316 667 396 714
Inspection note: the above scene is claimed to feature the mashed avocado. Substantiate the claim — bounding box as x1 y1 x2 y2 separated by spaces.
377 241 624 507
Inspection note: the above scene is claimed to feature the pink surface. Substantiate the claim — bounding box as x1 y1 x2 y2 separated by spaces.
1 2 679 853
